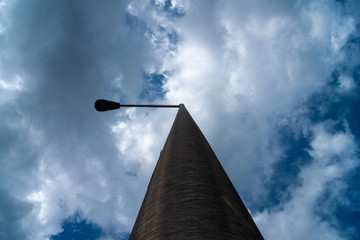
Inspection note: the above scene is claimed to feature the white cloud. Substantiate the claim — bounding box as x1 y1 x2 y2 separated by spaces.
255 123 358 240
154 0 358 200
337 74 356 93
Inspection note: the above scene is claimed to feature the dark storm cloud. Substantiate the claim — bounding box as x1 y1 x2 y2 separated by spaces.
0 0 162 238
0 188 31 239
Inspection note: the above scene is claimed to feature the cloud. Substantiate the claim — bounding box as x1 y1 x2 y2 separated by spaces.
0 187 32 239
255 122 358 240
0 0 160 238
0 0 359 239
154 0 359 200
337 74 357 93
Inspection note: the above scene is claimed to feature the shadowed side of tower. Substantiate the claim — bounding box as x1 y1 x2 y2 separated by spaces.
129 104 264 240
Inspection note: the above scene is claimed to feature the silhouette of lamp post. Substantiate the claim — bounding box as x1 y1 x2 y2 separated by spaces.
94 99 180 112
94 98 264 240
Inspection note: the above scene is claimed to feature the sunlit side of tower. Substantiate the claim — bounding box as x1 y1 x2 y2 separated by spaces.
129 104 264 239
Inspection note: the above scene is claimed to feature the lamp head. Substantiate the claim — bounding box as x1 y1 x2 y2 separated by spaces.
95 99 120 112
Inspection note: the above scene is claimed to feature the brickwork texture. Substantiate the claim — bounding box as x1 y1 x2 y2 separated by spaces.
129 104 264 240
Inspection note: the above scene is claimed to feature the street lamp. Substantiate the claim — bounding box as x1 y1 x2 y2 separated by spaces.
94 99 180 112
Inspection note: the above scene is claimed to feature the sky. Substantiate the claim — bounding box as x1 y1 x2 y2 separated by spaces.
0 0 359 239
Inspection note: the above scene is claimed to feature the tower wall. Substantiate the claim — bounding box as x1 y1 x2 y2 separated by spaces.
129 104 264 239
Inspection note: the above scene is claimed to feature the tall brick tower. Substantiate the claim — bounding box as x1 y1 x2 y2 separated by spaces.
129 104 263 239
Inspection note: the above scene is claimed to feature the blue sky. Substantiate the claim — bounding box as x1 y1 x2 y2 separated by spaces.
0 0 359 239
